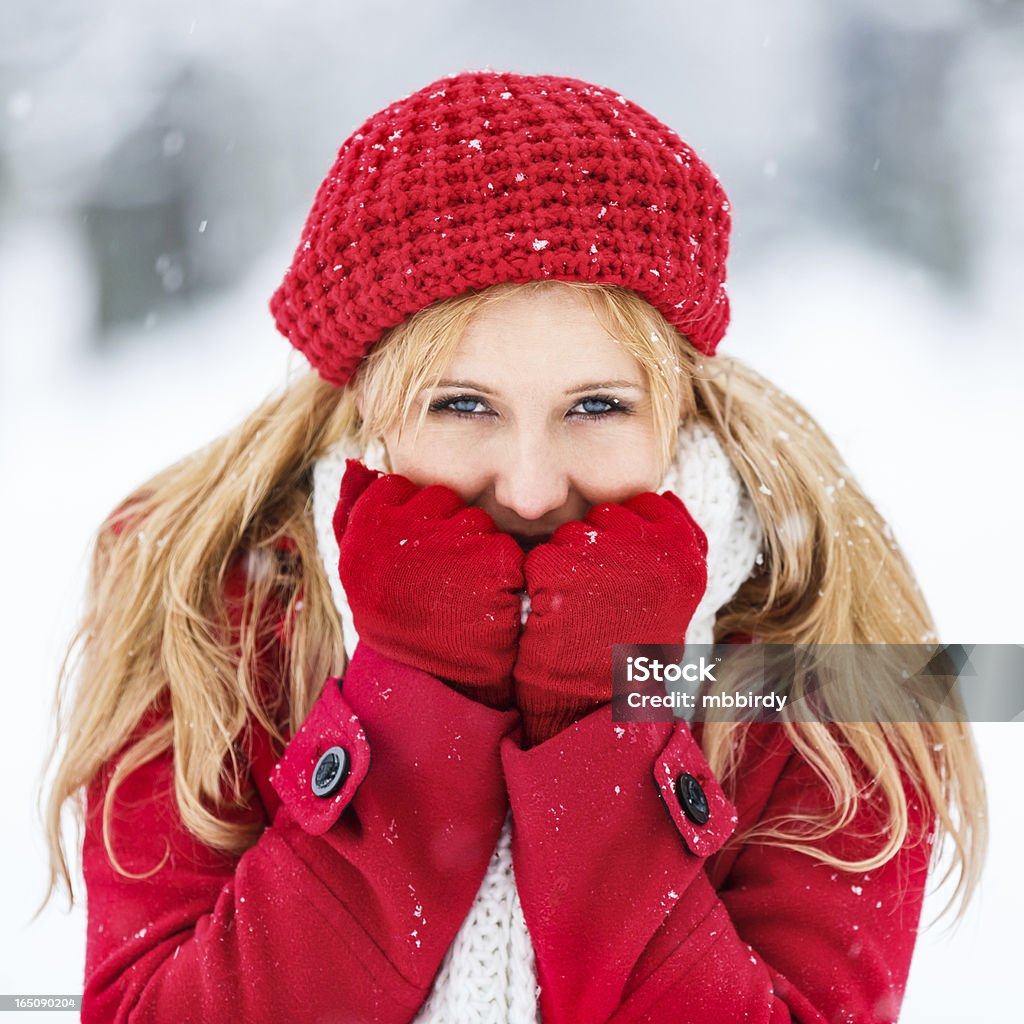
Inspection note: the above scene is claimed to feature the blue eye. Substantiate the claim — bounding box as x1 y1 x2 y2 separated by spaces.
448 397 487 414
574 397 616 415
569 394 633 418
428 396 491 417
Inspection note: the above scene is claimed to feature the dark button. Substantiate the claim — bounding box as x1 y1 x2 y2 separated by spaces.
311 746 350 798
675 772 710 825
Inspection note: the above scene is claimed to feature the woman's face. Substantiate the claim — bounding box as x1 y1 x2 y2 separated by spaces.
377 287 664 551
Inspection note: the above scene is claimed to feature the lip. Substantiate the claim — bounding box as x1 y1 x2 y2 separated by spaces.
509 532 550 551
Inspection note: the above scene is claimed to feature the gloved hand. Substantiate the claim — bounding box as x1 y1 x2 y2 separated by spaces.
513 491 708 747
333 459 526 709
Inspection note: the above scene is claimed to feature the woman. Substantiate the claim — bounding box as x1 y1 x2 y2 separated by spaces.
42 69 985 1023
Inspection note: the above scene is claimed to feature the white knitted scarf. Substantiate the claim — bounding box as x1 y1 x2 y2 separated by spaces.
311 421 764 1023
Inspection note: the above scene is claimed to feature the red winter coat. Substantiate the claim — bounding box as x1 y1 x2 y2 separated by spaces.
80 548 934 1023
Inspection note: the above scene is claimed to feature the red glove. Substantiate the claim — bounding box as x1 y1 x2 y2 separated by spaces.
513 491 708 747
333 459 526 708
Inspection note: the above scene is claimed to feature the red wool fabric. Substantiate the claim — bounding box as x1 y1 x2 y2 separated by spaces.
514 490 709 748
269 69 732 386
332 458 524 709
79 540 934 1023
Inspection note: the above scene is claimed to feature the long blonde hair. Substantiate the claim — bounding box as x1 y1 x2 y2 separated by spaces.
39 279 986 926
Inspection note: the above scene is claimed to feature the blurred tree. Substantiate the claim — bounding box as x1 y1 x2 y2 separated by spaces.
835 4 974 286
82 61 274 339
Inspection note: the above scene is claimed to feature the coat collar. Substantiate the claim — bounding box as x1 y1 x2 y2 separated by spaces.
311 421 764 661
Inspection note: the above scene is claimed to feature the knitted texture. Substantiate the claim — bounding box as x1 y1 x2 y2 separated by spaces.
513 492 709 747
271 68 732 386
415 811 541 1024
332 461 524 707
310 425 763 1019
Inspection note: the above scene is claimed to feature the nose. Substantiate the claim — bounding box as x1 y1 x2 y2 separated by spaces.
492 436 571 524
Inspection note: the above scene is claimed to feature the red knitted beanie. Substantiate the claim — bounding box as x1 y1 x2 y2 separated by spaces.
270 69 732 387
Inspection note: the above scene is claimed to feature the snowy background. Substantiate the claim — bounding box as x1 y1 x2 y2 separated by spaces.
1 0 1021 1019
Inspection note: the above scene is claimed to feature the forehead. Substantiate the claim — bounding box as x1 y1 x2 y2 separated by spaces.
449 287 643 384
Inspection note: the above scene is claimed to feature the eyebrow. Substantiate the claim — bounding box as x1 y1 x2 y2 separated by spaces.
434 378 646 395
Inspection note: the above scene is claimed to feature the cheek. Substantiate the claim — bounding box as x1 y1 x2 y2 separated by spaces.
570 424 664 499
384 430 489 500
575 455 662 504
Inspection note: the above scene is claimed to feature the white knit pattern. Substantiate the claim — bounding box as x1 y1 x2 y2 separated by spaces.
663 423 765 646
310 422 764 1022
